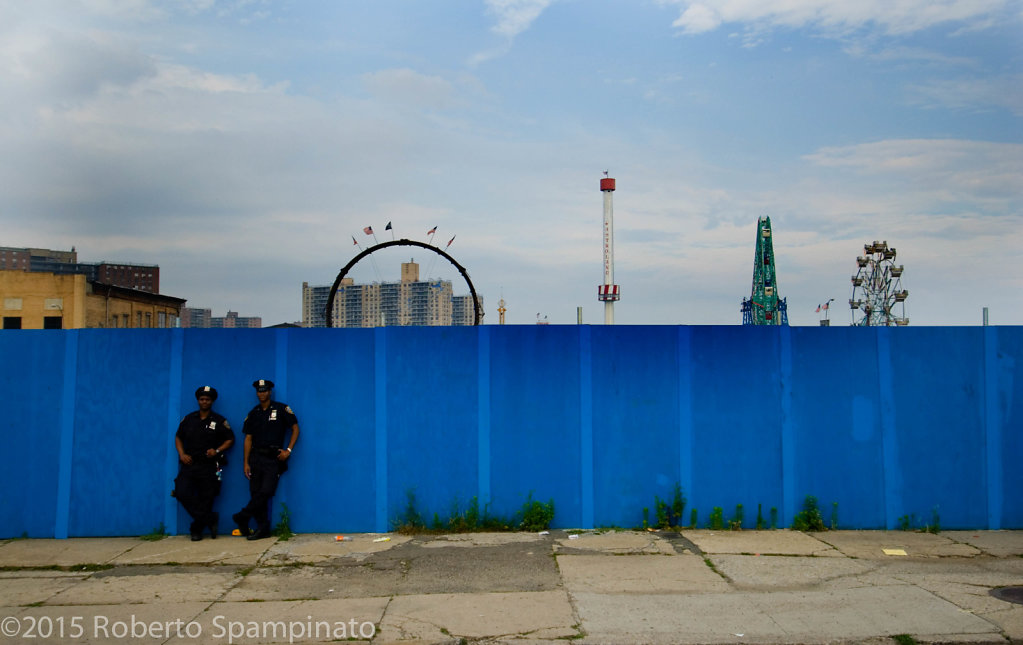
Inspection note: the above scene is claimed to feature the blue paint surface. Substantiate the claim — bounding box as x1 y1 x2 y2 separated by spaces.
490 326 582 524
384 327 479 529
0 333 64 537
790 327 885 528
0 325 1020 537
689 326 784 527
590 326 680 528
69 330 172 536
889 328 987 529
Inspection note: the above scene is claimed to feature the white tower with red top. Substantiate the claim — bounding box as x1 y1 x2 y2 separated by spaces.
598 174 620 324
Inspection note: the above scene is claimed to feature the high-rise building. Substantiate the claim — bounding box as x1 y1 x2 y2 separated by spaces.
452 295 483 326
180 307 212 328
302 261 482 328
302 282 331 328
180 307 261 328
211 311 262 328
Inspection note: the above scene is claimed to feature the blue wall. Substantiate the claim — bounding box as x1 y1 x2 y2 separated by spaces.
0 325 1018 537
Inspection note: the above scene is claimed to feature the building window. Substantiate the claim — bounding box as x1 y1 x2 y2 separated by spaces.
3 317 22 329
111 316 118 328
136 312 142 328
145 312 152 328
158 311 166 328
122 313 129 327
43 316 62 329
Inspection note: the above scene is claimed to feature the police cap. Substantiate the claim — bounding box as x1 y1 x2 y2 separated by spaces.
253 379 274 392
195 385 218 401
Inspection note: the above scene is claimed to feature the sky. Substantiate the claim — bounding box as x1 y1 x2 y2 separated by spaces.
1 0 1020 327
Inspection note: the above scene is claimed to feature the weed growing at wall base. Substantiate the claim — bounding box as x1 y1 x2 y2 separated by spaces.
394 490 554 534
650 483 687 529
791 496 826 532
140 523 167 541
273 503 293 541
897 506 941 534
519 493 555 532
396 490 427 533
709 507 724 530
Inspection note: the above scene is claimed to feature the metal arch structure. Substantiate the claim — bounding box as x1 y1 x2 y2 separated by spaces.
849 240 908 326
324 239 483 328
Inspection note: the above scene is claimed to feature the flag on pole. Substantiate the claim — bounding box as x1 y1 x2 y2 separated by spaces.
352 236 358 245
446 235 456 248
427 226 437 235
363 226 373 235
385 222 392 231
823 302 829 310
816 304 821 313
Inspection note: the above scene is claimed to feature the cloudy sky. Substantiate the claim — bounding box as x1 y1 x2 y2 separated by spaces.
1 0 1020 326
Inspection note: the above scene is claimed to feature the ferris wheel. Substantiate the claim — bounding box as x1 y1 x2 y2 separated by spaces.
849 240 909 326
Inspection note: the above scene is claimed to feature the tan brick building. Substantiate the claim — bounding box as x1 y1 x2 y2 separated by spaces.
0 270 185 330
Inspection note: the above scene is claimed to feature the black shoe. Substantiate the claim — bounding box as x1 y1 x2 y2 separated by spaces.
190 533 202 541
247 527 273 541
209 513 219 539
232 512 250 537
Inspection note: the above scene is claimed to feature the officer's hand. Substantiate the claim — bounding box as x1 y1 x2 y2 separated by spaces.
277 449 290 462
180 454 193 465
244 462 251 479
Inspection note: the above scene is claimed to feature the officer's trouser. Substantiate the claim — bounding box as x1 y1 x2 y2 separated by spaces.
239 452 283 530
175 465 219 534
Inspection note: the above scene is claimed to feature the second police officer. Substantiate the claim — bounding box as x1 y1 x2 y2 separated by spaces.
233 379 300 540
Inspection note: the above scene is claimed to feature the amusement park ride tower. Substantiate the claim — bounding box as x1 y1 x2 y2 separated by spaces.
741 216 789 325
598 174 620 324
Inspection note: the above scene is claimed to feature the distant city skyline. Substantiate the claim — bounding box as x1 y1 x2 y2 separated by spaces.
303 259 481 328
1 2 1019 327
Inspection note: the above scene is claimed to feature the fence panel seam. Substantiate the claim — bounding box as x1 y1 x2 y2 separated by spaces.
54 331 79 539
580 326 594 529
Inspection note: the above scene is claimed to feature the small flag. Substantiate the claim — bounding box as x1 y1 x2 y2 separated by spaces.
363 226 373 235
427 226 437 235
816 304 821 313
446 235 456 248
823 302 829 311
385 221 392 231
352 236 358 245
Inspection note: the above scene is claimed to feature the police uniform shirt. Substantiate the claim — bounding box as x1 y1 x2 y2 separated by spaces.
243 401 298 449
176 411 234 460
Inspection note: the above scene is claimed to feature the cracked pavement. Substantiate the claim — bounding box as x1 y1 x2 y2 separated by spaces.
0 529 1021 643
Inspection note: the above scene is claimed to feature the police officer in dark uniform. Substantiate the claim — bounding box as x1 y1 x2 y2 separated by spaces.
232 379 299 540
175 385 235 541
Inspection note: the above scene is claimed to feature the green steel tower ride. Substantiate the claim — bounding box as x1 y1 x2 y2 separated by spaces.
741 216 789 325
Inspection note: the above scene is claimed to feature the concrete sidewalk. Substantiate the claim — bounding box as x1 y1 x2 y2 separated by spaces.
0 529 1021 644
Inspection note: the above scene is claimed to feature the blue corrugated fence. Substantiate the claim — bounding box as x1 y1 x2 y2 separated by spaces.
0 325 1018 537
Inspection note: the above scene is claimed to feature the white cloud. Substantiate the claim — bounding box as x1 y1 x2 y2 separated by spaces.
672 3 721 33
804 139 1023 205
76 0 166 21
485 0 553 38
659 0 1015 37
470 0 553 65
0 30 157 101
907 75 1023 117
